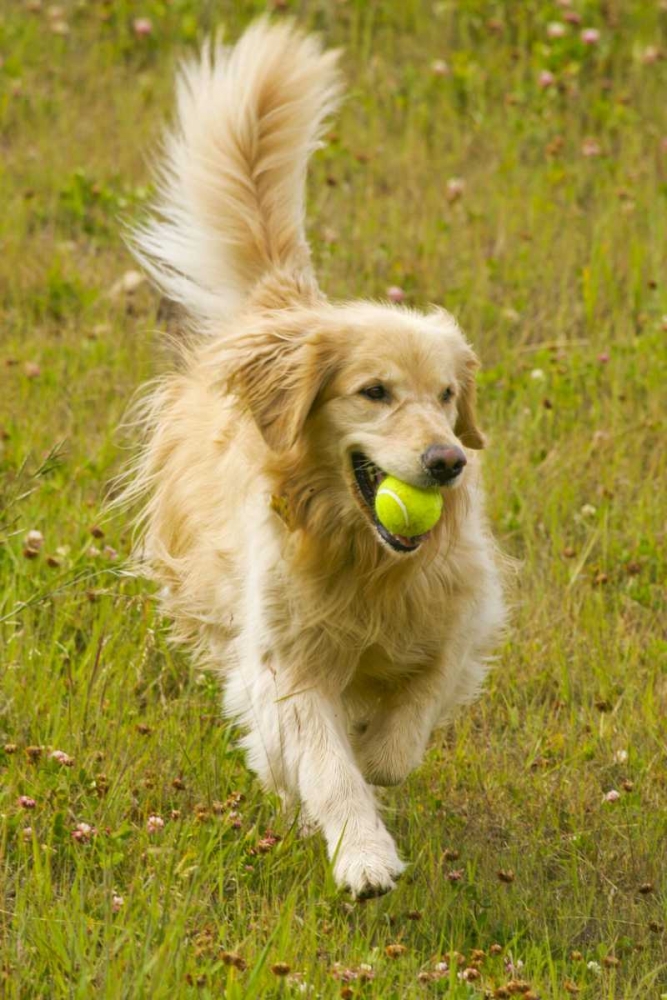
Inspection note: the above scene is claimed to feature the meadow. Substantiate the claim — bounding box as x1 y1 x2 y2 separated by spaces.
1 1 666 996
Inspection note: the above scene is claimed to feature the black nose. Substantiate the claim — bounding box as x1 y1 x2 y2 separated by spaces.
421 444 467 485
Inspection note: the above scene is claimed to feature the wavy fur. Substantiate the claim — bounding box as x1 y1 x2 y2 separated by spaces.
131 19 342 329
122 20 506 898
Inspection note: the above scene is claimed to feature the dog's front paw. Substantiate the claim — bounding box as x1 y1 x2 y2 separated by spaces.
332 830 406 899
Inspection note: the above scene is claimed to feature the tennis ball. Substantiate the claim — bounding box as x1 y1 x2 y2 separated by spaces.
374 476 443 537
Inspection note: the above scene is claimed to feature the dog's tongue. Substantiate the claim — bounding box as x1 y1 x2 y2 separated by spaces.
394 531 427 548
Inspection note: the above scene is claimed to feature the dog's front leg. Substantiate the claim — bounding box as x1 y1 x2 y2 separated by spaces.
228 659 405 897
291 686 405 896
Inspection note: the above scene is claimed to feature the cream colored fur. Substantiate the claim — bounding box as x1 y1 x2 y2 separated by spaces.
124 19 506 897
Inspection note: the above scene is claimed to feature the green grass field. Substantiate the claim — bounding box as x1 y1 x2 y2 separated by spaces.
1 1 666 997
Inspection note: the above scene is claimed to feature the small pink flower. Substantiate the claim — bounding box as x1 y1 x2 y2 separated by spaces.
112 893 124 912
132 17 152 37
18 795 36 810
431 59 450 77
72 821 95 842
597 351 610 364
25 530 44 550
446 868 464 882
386 286 405 303
581 28 600 45
547 22 567 39
582 137 602 157
539 70 556 88
504 955 525 975
642 45 661 65
147 814 164 834
564 10 582 24
446 176 465 202
604 789 621 803
256 831 280 853
49 749 74 766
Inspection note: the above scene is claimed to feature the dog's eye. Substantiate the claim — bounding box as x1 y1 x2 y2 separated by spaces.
360 384 390 402
440 387 454 404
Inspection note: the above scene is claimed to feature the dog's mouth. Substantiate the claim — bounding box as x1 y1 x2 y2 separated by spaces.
351 452 431 554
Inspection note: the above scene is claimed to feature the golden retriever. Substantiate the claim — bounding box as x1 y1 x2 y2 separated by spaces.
124 19 506 897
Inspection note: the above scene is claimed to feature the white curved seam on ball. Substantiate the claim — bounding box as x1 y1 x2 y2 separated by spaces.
376 487 409 528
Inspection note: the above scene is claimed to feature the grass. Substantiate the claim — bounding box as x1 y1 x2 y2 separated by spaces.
1 0 666 996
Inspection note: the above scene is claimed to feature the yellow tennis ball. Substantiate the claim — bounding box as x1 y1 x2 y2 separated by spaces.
374 476 443 537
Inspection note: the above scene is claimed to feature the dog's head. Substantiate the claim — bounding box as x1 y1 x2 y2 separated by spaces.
227 299 484 557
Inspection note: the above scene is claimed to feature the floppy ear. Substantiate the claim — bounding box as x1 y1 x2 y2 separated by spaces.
455 356 486 450
230 328 334 452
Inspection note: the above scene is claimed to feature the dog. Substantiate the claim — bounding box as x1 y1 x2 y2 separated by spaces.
124 18 506 898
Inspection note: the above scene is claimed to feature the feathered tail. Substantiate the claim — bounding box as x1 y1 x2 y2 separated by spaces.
131 19 343 329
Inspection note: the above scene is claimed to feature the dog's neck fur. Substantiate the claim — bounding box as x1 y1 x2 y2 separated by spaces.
263 480 475 669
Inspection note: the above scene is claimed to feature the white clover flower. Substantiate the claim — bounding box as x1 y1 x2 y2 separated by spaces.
147 814 165 834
